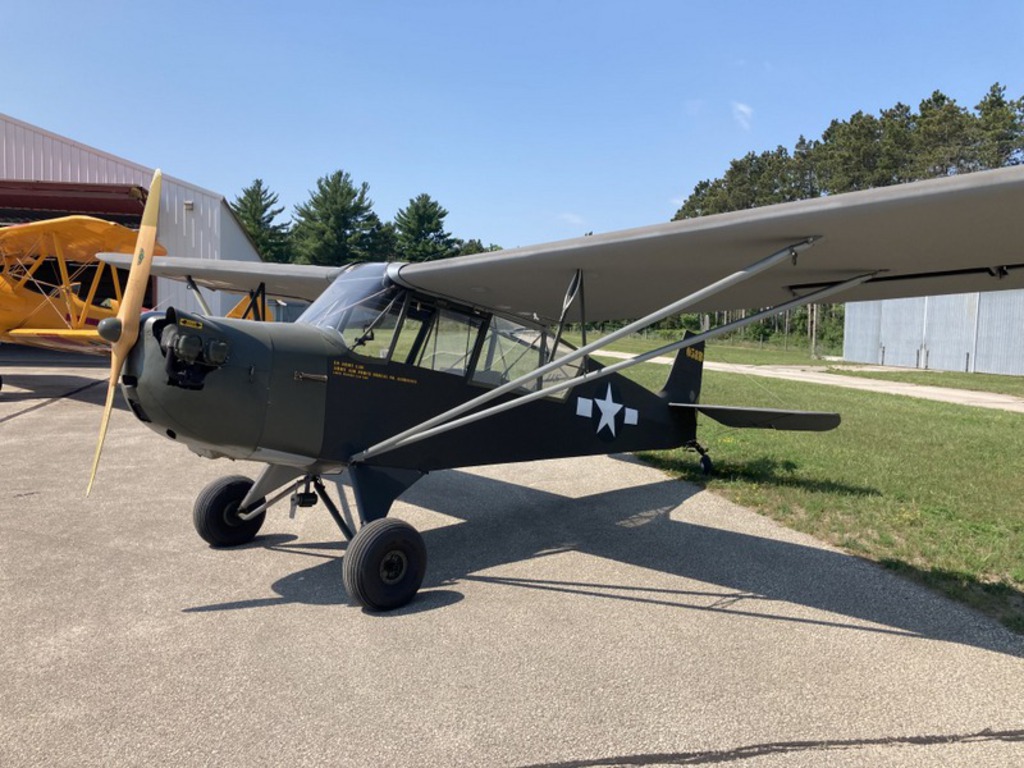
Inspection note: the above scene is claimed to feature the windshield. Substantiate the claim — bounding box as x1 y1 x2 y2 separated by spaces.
297 263 400 349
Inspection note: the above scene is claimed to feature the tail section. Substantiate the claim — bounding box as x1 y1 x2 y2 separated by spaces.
660 331 704 404
662 331 841 432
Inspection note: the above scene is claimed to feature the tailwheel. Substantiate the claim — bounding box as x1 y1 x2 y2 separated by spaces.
343 518 426 611
685 439 714 476
193 475 266 547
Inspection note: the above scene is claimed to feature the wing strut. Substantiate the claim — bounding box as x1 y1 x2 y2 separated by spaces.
185 276 214 315
352 269 874 463
354 238 818 463
550 268 585 362
354 237 872 466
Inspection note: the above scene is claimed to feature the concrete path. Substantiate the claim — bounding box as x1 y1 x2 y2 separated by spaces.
1 357 1023 767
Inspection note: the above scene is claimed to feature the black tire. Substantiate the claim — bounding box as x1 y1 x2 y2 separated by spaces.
193 475 266 547
343 518 426 611
699 454 714 476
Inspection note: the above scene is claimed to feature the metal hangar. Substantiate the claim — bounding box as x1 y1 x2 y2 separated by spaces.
0 112 262 316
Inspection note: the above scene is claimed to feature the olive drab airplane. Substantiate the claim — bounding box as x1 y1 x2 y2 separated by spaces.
88 166 1024 611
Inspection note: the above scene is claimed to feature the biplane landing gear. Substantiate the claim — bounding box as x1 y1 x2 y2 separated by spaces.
343 518 426 611
193 475 267 547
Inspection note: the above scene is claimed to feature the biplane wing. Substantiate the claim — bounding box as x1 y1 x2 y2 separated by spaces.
390 165 1024 322
0 215 166 354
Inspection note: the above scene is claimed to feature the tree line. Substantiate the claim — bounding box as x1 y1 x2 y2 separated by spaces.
230 171 500 266
669 83 1023 352
229 84 1023 352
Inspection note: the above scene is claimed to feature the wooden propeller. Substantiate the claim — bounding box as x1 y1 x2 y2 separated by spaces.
86 170 163 495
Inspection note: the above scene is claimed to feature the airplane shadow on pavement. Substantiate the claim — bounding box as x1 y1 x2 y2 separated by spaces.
185 462 1022 658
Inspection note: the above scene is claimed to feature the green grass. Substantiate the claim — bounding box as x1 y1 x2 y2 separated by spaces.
568 332 826 366
620 361 1024 632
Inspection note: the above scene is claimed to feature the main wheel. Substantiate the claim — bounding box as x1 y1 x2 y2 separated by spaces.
699 454 714 476
193 475 266 547
343 518 426 611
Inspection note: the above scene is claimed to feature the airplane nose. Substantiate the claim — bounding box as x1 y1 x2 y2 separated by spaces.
121 309 335 464
121 309 274 457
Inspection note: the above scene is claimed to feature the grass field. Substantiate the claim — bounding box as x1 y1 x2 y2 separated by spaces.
609 349 1024 632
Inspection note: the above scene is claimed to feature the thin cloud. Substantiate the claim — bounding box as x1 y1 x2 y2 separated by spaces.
558 212 586 227
732 101 753 131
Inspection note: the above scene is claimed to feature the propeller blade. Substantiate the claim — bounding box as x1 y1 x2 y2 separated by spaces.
86 169 162 495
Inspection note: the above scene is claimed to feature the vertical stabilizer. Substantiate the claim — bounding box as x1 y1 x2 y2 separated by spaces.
660 331 705 404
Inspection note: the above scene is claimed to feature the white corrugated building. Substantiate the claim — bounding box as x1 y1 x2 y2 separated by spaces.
845 291 1024 375
0 112 261 316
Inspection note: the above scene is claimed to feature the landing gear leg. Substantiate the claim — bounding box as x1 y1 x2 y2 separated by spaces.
309 470 427 611
191 467 427 611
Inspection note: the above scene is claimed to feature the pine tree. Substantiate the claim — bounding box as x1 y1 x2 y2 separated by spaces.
291 171 392 266
229 179 291 263
393 193 459 262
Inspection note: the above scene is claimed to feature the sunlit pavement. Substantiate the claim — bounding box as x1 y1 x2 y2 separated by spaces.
2 356 1022 767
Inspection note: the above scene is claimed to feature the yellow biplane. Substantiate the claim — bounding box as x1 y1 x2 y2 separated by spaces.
0 215 167 355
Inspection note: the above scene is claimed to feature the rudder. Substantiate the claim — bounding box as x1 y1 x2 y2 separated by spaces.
660 330 704 404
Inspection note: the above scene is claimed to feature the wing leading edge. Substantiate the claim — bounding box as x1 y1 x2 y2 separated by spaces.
390 166 1024 323
96 254 343 303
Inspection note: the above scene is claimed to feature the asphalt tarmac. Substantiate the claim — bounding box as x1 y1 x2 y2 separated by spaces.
2 350 1023 767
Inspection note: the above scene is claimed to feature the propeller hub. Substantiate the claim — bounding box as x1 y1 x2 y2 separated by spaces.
97 317 123 343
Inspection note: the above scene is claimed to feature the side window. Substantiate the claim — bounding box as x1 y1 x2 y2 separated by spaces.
413 308 482 376
472 316 582 398
392 300 484 378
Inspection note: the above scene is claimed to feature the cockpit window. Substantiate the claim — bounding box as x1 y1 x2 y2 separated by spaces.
297 263 403 357
404 306 483 376
299 265 583 395
472 315 581 398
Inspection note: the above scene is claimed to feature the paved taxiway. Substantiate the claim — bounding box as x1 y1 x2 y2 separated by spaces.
2 353 1023 767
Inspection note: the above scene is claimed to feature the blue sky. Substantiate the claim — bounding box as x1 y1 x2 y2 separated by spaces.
3 1 1022 249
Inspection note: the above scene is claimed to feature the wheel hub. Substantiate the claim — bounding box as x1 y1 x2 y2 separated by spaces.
379 550 408 585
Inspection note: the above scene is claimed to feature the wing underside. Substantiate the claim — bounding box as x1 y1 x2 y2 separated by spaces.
96 254 343 303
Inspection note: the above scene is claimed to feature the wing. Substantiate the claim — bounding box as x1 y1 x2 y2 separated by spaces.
0 215 166 263
391 166 1024 323
0 216 167 355
4 328 107 354
96 254 343 302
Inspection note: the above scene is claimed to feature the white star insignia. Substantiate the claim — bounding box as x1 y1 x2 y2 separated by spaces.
575 385 639 437
594 384 623 436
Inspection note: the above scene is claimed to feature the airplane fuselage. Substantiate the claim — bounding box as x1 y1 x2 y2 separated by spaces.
120 265 698 476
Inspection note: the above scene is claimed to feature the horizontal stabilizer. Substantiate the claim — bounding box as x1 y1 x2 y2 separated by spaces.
670 403 840 432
